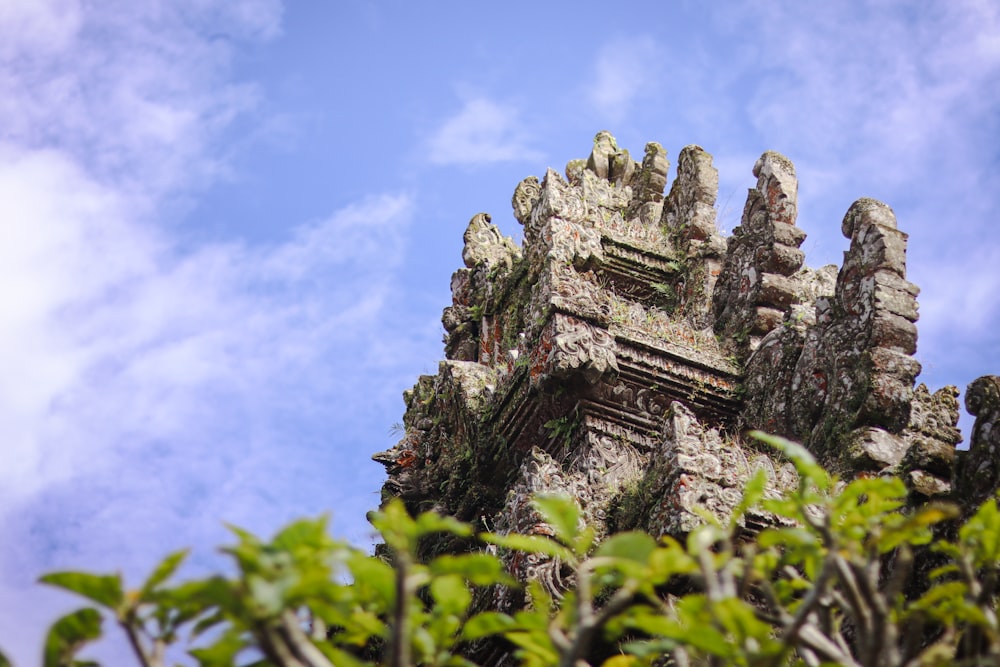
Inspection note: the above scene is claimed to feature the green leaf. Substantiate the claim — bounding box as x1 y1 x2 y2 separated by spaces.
139 549 189 599
40 573 124 612
481 533 574 561
43 608 103 667
757 527 818 551
431 575 472 617
190 610 227 640
961 498 1000 566
612 605 677 637
347 554 396 606
600 655 642 667
188 628 247 667
412 625 436 662
430 553 515 587
531 494 581 546
686 523 725 557
319 605 387 646
368 498 415 543
646 540 697 583
272 516 330 552
731 468 769 528
927 563 960 581
505 630 560 665
524 581 554 618
750 431 830 490
620 638 679 659
0 648 11 667
678 624 732 657
185 576 239 620
245 574 286 618
463 612 518 640
880 502 959 552
415 511 474 539
710 597 771 640
223 522 259 544
595 532 657 563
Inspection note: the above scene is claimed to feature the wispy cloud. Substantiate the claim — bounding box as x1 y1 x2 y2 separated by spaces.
731 1 1000 187
426 97 543 166
0 1 427 663
0 139 415 662
586 36 661 122
707 0 1000 360
0 0 283 198
0 152 411 504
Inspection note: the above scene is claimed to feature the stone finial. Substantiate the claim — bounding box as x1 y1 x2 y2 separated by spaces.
958 376 1000 511
512 176 541 226
663 145 720 242
784 198 920 465
898 384 961 498
442 269 478 361
739 193 924 472
585 130 638 186
753 151 798 227
967 375 1000 418
653 145 726 325
636 142 669 204
586 131 617 180
712 151 806 348
609 148 636 186
461 212 520 270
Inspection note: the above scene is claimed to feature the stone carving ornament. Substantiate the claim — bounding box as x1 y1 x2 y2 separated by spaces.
547 315 619 385
462 212 520 270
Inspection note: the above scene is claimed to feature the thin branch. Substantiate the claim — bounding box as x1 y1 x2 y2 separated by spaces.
884 546 913 603
258 619 307 667
121 621 159 667
274 609 334 667
796 624 862 667
834 556 873 642
781 551 836 649
560 559 637 667
389 553 414 667
697 548 723 602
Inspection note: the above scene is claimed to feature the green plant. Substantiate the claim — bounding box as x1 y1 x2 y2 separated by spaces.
21 433 1000 667
36 507 512 667
543 412 579 448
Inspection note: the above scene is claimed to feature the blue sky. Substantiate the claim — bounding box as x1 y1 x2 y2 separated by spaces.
1 0 998 662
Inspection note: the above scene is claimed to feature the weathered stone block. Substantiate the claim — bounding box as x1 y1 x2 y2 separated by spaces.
845 427 909 470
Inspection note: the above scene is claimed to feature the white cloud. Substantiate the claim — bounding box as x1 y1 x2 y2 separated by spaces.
733 1 1000 183
0 147 412 504
427 97 543 166
586 36 661 122
0 0 82 57
0 0 282 199
0 138 415 661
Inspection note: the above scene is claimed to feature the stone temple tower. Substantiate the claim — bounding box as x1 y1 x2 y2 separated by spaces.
374 132 996 586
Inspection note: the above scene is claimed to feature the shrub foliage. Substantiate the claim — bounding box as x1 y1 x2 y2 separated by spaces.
9 434 1000 667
